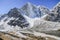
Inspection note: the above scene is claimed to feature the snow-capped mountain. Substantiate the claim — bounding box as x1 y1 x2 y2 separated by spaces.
0 8 30 31
0 2 60 40
47 2 60 22
0 2 49 31
21 2 49 18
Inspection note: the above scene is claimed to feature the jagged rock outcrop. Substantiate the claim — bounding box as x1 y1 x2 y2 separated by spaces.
46 2 60 22
0 8 30 29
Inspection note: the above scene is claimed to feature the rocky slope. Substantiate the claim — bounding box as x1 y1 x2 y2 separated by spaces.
46 2 60 22
0 2 60 40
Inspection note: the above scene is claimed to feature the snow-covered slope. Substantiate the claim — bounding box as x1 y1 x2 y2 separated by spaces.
0 2 60 40
0 2 49 31
0 2 60 32
21 2 49 18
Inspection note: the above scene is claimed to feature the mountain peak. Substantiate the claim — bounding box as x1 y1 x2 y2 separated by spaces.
26 2 31 5
47 2 60 22
55 2 60 8
8 7 18 13
7 7 22 18
23 2 32 7
23 2 37 8
53 2 60 9
57 2 60 6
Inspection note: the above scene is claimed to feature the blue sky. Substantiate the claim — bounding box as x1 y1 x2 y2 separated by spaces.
0 0 60 14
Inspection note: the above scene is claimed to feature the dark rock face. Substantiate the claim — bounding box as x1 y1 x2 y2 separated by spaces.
7 18 29 28
7 8 22 18
0 8 29 28
47 3 60 22
7 8 29 28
